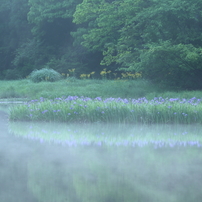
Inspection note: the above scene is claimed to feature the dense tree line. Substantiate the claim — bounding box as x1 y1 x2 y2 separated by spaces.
0 0 202 89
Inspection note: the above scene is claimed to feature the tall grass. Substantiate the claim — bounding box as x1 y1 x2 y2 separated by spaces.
9 96 202 124
0 79 159 99
1 79 202 100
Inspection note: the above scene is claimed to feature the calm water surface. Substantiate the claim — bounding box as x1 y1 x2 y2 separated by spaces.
1 110 202 202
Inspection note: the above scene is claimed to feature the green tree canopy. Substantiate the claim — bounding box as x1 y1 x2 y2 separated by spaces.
13 0 84 76
73 0 202 89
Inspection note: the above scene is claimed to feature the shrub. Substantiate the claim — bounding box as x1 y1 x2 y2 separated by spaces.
137 42 202 90
29 68 62 83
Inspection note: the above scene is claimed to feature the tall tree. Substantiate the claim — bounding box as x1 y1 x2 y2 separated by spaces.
0 0 32 79
73 0 202 89
25 0 88 74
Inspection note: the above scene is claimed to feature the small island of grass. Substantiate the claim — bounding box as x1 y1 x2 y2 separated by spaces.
9 96 202 124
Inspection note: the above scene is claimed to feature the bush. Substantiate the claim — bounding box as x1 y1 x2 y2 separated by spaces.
137 42 202 90
29 68 62 83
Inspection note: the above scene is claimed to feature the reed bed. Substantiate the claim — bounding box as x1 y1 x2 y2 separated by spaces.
9 96 202 124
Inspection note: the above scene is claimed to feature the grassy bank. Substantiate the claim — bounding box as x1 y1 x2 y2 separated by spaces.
2 78 202 124
0 79 159 99
1 78 202 100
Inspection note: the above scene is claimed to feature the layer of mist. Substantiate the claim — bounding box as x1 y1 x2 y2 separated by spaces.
1 110 202 202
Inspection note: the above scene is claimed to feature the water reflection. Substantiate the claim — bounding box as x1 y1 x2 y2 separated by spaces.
2 115 202 201
26 145 202 202
0 110 37 202
9 122 202 148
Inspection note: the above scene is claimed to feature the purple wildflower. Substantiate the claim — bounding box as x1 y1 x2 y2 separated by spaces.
95 97 102 101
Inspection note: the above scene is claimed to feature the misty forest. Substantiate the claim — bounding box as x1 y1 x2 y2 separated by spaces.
1 0 202 89
2 1 202 202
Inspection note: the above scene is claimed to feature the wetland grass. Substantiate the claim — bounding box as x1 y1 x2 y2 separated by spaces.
2 78 202 124
9 96 202 124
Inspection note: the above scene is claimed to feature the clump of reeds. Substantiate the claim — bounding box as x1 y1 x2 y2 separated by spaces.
9 96 202 124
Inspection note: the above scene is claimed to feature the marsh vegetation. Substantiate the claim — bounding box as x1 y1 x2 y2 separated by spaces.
9 96 202 124
1 0 202 201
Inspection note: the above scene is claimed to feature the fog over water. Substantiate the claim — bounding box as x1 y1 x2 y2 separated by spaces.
1 109 202 202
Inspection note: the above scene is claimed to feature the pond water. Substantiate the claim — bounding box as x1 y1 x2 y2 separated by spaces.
1 109 202 202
